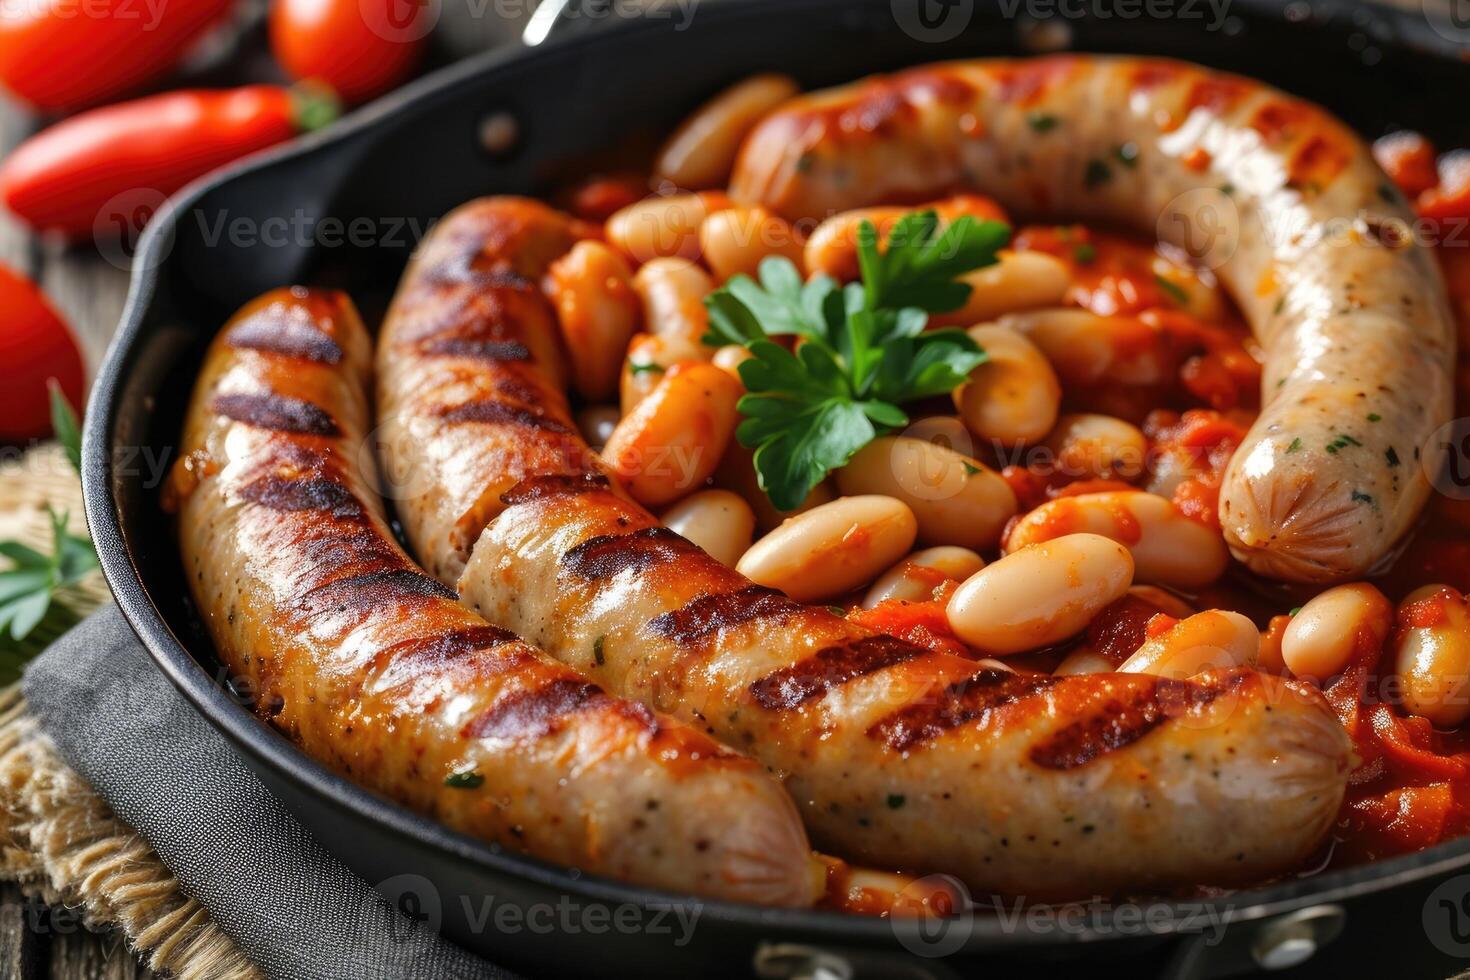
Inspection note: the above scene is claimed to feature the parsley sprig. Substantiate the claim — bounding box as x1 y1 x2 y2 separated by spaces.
704 211 1009 510
0 387 98 643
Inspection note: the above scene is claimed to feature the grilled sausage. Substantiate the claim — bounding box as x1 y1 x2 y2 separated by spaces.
166 286 821 906
729 55 1456 583
377 199 1353 900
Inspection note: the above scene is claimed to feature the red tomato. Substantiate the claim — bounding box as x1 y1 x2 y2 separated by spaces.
0 86 337 240
0 265 84 442
0 0 235 112
270 0 431 105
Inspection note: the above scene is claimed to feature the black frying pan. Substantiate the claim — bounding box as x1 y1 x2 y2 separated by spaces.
80 1 1470 976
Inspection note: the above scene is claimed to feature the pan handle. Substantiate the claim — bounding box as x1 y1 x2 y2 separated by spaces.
523 0 684 46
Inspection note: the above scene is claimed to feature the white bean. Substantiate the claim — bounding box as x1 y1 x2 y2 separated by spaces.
1042 413 1148 482
942 250 1070 326
633 257 716 343
655 74 800 190
620 331 709 416
1282 583 1392 682
698 206 804 283
1393 586 1470 727
1004 491 1228 590
603 363 742 508
953 324 1061 446
836 436 1017 551
1054 646 1116 676
1001 309 1170 386
862 546 986 608
544 241 641 402
661 489 757 567
712 343 752 382
946 533 1134 655
737 495 918 603
607 192 731 264
1116 610 1260 678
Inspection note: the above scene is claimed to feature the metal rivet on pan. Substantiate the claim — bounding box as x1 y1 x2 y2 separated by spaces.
478 112 520 157
753 943 854 980
1251 905 1346 971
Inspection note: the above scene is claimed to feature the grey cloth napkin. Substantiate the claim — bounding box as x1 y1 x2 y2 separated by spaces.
22 605 520 980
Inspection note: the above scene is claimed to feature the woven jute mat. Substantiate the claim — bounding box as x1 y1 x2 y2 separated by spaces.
0 444 261 980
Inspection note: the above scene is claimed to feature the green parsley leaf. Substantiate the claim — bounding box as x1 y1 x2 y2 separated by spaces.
627 360 665 375
1155 275 1189 306
0 507 97 643
444 770 484 789
1027 113 1060 133
49 382 82 475
706 209 1009 509
856 213 1009 314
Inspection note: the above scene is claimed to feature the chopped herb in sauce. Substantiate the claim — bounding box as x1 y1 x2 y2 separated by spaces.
962 461 982 476
886 793 907 810
628 360 665 375
825 605 847 618
1351 489 1377 507
1286 437 1302 454
1289 606 1303 617
1072 242 1097 264
1027 112 1060 133
445 770 484 789
1367 413 1382 422
1155 275 1188 306
1386 447 1401 467
1325 434 1363 454
593 635 606 666
796 154 815 174
1083 159 1112 188
1273 296 1286 316
1219 182 1236 195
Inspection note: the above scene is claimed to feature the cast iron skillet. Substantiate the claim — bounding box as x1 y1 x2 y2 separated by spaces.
81 0 1470 976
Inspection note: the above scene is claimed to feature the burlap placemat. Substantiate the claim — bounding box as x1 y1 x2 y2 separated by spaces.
0 444 261 980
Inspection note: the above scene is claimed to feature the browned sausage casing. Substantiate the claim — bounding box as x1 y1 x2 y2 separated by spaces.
168 286 821 906
730 55 1456 583
377 199 1353 900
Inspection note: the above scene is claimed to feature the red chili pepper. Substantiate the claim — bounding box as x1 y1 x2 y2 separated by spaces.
0 85 338 241
0 264 84 443
0 0 236 112
270 0 430 105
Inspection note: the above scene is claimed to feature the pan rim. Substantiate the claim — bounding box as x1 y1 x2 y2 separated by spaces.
80 0 1470 951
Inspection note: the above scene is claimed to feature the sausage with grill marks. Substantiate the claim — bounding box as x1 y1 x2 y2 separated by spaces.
376 199 1354 900
730 55 1455 583
167 285 822 906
